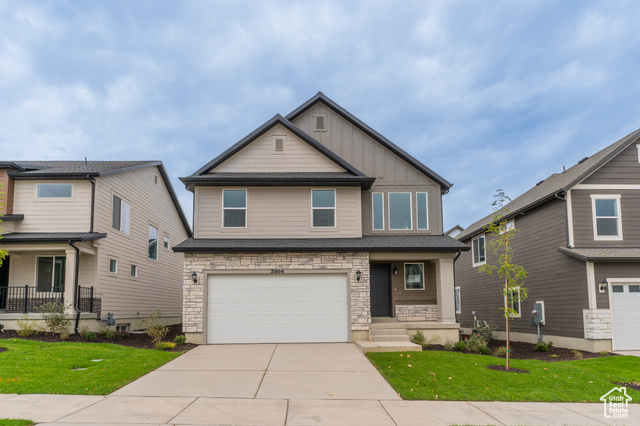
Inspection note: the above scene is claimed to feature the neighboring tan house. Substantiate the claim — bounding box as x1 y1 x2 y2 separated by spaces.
455 129 640 352
0 161 191 332
175 92 468 350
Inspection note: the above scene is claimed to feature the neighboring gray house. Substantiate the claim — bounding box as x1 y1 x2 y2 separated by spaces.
175 92 468 349
0 161 192 332
456 129 640 352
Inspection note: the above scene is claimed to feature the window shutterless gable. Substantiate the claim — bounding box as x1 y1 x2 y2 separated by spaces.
222 189 247 228
472 235 486 266
388 192 412 230
311 189 336 227
590 194 623 241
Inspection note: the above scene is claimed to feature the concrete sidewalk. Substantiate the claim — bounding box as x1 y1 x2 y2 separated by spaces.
0 394 638 425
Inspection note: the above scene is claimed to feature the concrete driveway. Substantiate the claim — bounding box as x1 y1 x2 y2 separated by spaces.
112 343 400 400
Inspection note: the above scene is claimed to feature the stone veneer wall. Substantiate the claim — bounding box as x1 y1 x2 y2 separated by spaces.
183 252 370 334
583 309 613 340
395 304 438 322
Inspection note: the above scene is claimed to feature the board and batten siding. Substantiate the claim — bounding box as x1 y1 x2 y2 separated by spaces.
211 124 344 173
456 199 589 339
582 143 640 185
12 180 92 233
571 189 640 247
93 167 188 320
195 186 362 239
291 102 444 234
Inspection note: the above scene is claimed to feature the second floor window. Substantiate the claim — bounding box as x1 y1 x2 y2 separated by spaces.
592 195 622 240
312 189 335 227
372 193 384 230
388 193 412 230
148 225 158 260
416 192 428 230
112 196 131 235
472 235 486 266
223 189 247 228
37 183 72 198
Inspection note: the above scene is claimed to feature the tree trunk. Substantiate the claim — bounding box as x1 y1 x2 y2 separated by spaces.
505 276 510 370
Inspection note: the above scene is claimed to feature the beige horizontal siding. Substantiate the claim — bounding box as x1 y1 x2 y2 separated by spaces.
12 180 92 232
93 167 189 319
211 123 344 173
196 186 361 238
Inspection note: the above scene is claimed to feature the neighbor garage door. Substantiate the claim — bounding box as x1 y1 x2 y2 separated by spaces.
207 273 349 344
610 283 640 350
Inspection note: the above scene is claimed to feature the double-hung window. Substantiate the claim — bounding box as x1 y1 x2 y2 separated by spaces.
223 190 247 228
36 256 65 292
112 195 131 234
591 195 622 240
388 193 412 230
312 189 335 227
507 287 521 318
372 193 384 230
472 235 486 266
148 225 158 260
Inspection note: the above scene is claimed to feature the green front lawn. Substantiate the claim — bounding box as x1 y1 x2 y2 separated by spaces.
0 420 35 426
367 350 640 402
0 339 180 395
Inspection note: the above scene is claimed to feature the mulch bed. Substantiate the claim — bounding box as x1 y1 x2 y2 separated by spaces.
0 347 7 353
0 325 197 352
487 365 529 373
425 337 615 362
613 382 640 392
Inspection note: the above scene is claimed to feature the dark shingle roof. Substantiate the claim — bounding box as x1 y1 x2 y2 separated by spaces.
558 247 640 262
181 172 375 188
8 161 159 178
457 128 640 241
0 232 107 243
173 235 469 253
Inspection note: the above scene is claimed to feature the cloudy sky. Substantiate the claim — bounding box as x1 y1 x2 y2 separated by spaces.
2 1 640 231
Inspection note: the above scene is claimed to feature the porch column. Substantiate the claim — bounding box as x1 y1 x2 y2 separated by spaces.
64 248 77 313
435 257 456 323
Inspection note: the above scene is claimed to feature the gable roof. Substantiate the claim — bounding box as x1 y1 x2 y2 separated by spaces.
286 92 453 191
5 160 192 237
184 114 368 180
457 128 640 241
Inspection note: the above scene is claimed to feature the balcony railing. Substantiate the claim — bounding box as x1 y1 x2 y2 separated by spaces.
0 285 96 313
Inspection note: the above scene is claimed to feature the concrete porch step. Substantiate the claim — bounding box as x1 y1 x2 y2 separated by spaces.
371 334 411 342
355 340 422 353
370 328 407 336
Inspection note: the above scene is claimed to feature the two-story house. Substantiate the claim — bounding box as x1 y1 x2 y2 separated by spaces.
0 161 191 332
175 92 468 349
456 129 640 352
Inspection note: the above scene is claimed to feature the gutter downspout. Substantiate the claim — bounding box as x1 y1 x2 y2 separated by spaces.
69 241 81 334
88 177 95 233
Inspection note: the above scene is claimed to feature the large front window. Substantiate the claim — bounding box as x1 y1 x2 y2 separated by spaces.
592 195 622 240
36 256 65 292
148 225 158 260
223 189 247 228
388 193 412 230
312 189 335 227
112 195 131 234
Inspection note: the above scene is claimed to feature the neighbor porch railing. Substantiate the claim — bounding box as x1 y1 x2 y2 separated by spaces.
0 285 96 313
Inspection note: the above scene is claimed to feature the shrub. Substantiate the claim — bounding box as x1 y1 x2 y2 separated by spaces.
571 349 583 359
99 328 117 340
174 335 187 345
59 330 70 341
453 341 466 351
156 341 176 351
443 339 455 351
475 321 496 341
140 309 169 344
493 346 508 357
16 316 38 337
38 301 70 335
410 330 426 346
80 327 97 341
478 345 491 355
116 331 131 340
534 341 554 352
464 334 489 354
599 350 609 356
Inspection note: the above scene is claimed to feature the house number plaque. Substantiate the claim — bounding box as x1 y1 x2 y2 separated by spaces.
271 269 284 274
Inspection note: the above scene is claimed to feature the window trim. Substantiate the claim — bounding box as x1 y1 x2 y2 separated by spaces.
109 258 118 274
506 286 522 318
403 263 425 291
311 188 336 228
222 189 248 229
112 194 131 235
416 192 429 230
148 224 159 260
371 192 385 231
590 194 623 241
454 286 461 313
130 264 138 278
472 235 486 267
499 219 515 235
35 255 65 293
36 183 73 199
163 235 170 249
388 192 413 230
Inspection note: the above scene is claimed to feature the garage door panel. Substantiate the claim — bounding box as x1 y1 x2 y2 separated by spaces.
207 273 349 344
611 284 640 351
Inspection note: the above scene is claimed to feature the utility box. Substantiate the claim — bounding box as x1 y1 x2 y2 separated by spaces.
532 301 545 325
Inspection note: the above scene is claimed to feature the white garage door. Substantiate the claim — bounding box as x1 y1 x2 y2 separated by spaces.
207 273 349 344
611 283 640 350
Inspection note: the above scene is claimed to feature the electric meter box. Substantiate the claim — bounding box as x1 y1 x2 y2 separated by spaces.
532 301 545 325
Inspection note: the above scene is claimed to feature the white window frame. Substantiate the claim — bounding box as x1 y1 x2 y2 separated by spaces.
416 192 429 230
388 192 413 230
130 264 138 278
499 219 515 235
163 235 170 249
36 183 73 199
311 189 336 228
148 224 159 260
109 258 118 274
506 286 521 318
590 194 623 241
371 192 385 231
637 144 640 163
403 263 425 291
454 286 461 313
472 235 486 267
112 195 131 235
222 189 247 228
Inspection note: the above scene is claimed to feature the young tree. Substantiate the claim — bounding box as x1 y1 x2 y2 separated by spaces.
0 182 7 267
479 190 527 370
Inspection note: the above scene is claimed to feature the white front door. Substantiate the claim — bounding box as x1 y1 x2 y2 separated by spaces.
610 283 640 350
207 273 349 344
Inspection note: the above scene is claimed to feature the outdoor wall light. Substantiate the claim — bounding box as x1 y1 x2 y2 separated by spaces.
356 270 362 281
191 272 198 284
393 266 398 276
599 278 608 293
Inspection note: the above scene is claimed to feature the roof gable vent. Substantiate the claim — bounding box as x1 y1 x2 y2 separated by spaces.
274 137 285 152
312 114 327 132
